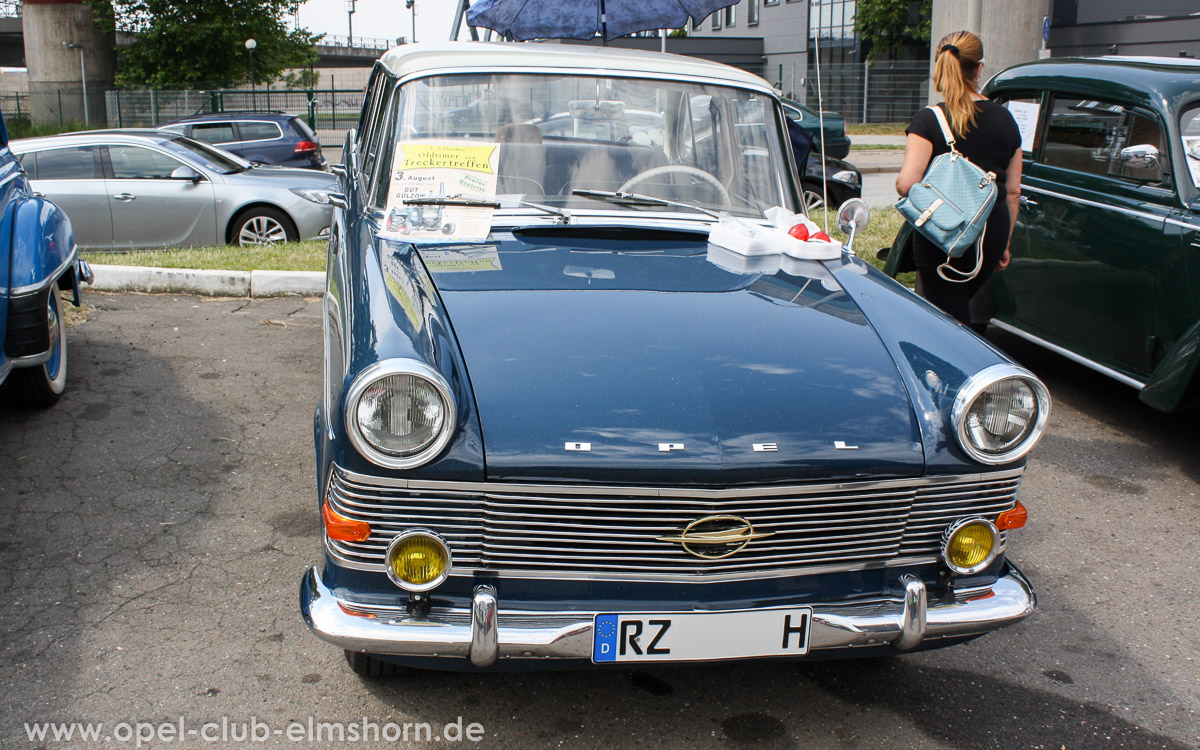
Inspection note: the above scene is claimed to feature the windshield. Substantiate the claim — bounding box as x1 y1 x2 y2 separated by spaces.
161 135 249 174
388 73 794 219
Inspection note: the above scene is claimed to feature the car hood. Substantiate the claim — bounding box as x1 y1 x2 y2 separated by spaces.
223 165 336 187
415 230 923 484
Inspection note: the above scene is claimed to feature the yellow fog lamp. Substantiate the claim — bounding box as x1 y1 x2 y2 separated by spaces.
384 530 452 592
941 518 999 576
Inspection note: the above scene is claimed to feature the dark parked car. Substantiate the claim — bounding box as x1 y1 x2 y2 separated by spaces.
0 109 91 407
158 111 326 170
783 99 852 159
885 56 1200 412
302 42 1047 676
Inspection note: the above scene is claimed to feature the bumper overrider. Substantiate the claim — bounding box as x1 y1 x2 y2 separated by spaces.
300 565 1035 667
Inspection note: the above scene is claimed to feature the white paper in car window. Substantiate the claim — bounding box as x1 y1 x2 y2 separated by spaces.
380 141 499 243
1184 137 1200 188
1006 100 1040 153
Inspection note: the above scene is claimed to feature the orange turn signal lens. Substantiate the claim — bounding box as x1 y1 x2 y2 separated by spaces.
322 502 372 542
996 500 1027 531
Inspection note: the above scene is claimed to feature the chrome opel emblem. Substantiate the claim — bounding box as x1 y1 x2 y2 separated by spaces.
657 515 775 559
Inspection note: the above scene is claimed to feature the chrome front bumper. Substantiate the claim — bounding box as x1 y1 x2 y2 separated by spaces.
300 566 1035 667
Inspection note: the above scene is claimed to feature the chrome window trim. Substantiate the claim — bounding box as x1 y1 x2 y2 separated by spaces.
1022 183 1172 224
335 465 1024 499
12 143 101 181
11 248 78 296
989 319 1146 390
344 359 457 470
379 67 793 216
951 364 1051 465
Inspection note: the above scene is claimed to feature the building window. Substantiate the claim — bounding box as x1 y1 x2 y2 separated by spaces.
711 10 721 30
748 0 760 25
765 0 779 5
809 0 857 64
725 4 736 26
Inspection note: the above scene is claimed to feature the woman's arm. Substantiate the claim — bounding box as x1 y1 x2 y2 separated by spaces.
895 133 934 197
997 146 1023 270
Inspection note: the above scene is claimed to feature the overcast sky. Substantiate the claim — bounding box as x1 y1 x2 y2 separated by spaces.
296 0 457 45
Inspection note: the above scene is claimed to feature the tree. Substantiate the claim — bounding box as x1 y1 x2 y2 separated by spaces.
854 0 931 62
89 0 321 88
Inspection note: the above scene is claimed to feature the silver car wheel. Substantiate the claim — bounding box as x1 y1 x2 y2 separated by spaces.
238 215 289 245
803 189 825 212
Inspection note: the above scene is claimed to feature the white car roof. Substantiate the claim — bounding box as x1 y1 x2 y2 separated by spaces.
378 41 775 93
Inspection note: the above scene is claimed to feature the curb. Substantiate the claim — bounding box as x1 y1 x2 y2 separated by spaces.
87 264 324 298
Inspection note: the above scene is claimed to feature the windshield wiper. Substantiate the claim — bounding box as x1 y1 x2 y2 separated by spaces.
407 194 571 224
571 189 721 219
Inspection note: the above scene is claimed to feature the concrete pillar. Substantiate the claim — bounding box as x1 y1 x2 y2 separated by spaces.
23 0 116 127
929 0 1051 104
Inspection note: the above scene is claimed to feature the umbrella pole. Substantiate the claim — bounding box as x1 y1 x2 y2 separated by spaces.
600 0 607 45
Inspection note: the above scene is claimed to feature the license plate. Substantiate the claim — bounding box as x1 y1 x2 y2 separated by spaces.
591 607 812 663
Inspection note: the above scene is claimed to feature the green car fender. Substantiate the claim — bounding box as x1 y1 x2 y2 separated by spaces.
881 221 915 277
1139 319 1200 413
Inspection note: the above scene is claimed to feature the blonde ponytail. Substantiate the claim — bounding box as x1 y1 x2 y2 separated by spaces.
932 31 984 136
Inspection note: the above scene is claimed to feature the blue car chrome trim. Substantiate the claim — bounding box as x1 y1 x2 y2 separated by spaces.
989 319 1146 390
343 359 457 470
301 565 1035 663
951 364 1051 465
323 464 1020 581
10 247 77 296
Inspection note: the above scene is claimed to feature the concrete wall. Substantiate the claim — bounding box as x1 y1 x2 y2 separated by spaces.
930 0 1052 104
22 0 115 124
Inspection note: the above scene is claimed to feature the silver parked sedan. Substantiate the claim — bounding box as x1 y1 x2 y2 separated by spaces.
10 130 337 249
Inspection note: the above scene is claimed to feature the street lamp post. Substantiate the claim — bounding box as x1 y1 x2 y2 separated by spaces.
245 39 257 109
405 0 416 44
346 0 356 47
67 42 88 127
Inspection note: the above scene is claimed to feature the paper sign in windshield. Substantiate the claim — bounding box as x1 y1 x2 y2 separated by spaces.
1006 100 1040 153
381 141 499 243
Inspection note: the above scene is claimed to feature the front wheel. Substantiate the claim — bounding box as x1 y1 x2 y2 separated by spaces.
7 289 67 408
231 207 299 246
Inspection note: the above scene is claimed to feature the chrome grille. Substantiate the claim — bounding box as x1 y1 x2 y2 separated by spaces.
326 466 1021 579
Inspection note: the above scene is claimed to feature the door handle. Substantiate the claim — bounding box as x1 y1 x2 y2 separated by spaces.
113 193 136 201
1019 195 1038 210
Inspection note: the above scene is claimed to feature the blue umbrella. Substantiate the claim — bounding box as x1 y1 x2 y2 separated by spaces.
467 0 740 43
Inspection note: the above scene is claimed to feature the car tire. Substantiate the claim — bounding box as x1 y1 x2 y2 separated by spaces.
230 207 299 246
344 650 405 678
6 288 67 408
802 182 828 213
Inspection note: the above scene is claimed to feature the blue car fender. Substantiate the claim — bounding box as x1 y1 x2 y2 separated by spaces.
9 195 78 299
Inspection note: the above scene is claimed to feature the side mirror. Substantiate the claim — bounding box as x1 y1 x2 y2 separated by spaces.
1117 144 1165 182
170 165 202 183
836 198 870 253
1118 144 1160 170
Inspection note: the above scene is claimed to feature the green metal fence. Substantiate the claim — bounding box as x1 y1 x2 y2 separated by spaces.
104 87 365 133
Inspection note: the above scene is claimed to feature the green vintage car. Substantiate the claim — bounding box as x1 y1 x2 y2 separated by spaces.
885 56 1200 412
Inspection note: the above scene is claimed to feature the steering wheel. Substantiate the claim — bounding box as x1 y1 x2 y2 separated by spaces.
617 165 731 205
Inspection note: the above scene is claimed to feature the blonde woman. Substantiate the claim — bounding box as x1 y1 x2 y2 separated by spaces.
896 30 1022 331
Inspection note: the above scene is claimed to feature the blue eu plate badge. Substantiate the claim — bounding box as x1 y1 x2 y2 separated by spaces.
593 615 619 662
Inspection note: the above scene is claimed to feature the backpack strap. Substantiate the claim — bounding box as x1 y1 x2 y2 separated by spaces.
928 105 959 153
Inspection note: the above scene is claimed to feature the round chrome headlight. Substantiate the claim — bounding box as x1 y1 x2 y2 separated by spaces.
345 360 456 469
952 364 1050 465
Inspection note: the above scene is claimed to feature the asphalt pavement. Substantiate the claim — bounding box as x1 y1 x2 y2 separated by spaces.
1 292 1197 749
